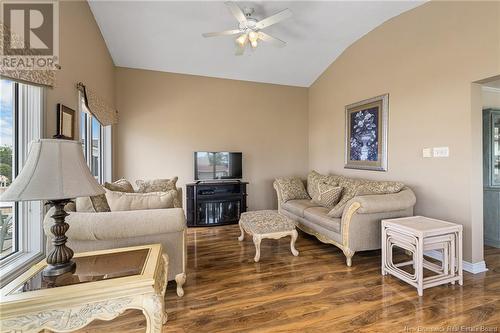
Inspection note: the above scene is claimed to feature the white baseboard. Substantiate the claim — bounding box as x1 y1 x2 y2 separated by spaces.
424 250 488 274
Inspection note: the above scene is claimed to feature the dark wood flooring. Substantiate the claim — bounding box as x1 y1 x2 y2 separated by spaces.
76 225 500 332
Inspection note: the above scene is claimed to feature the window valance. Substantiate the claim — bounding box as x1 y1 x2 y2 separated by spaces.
77 82 118 126
0 24 56 87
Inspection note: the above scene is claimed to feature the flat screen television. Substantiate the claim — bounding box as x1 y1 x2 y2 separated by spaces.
194 152 242 180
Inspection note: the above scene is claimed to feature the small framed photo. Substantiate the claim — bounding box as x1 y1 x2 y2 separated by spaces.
345 94 389 171
55 104 75 140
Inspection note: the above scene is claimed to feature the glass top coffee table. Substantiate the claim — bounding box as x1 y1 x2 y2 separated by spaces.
1 244 168 333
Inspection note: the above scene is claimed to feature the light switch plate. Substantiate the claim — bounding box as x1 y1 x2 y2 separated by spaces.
422 148 432 158
433 146 449 158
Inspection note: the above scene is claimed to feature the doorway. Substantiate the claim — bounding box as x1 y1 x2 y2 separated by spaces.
482 79 500 249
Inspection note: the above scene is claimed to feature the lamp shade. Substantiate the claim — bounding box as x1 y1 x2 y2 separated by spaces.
0 139 105 201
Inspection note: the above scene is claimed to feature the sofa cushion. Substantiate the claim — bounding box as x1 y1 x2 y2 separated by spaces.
311 183 343 209
105 189 178 211
303 207 341 233
104 179 135 193
328 177 405 218
282 199 319 217
275 177 310 203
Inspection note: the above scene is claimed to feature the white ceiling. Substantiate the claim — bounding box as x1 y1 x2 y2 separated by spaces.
89 1 424 87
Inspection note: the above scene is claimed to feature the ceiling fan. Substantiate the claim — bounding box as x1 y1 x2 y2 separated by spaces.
202 2 292 55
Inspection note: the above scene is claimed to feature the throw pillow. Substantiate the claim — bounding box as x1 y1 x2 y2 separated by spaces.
135 177 180 207
307 171 327 200
275 176 310 203
90 194 111 212
105 189 178 211
311 183 343 208
136 177 178 193
307 171 344 199
76 196 94 212
75 193 111 212
104 178 135 193
328 177 405 217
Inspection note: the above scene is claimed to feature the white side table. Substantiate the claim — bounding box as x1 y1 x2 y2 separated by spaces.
382 216 463 296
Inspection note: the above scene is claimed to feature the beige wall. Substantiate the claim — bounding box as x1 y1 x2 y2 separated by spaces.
114 68 308 210
44 0 115 139
308 1 500 263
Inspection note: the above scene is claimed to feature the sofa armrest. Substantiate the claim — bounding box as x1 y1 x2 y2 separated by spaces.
44 207 186 241
273 181 285 212
345 188 416 215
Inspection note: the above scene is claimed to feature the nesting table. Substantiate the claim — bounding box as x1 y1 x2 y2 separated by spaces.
238 210 299 262
382 216 463 296
0 244 168 333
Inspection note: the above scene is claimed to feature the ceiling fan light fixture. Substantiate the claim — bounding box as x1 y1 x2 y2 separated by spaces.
236 34 248 45
203 2 292 55
248 31 258 43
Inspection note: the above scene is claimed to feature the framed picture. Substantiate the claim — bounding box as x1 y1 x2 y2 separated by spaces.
345 94 388 171
55 104 75 140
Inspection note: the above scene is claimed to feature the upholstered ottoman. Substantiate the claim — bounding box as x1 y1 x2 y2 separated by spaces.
238 210 299 262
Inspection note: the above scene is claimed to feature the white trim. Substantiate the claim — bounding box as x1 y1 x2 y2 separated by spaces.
0 82 45 287
481 86 500 94
103 126 112 183
424 250 488 274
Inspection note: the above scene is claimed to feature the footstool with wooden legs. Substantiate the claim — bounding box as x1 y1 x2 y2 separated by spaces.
238 210 299 262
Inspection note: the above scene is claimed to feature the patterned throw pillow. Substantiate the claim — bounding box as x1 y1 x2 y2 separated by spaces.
307 171 327 200
275 177 310 203
135 177 180 207
307 171 342 199
327 178 405 218
136 177 178 193
75 193 110 212
311 183 343 208
104 179 135 193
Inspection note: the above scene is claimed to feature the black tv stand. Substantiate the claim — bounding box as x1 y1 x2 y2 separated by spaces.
186 181 248 227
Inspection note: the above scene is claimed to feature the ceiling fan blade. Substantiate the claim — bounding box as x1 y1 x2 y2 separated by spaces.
256 8 292 29
202 29 241 38
257 32 286 47
225 1 247 24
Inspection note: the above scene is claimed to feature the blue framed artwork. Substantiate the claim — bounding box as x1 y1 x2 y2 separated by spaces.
345 94 388 171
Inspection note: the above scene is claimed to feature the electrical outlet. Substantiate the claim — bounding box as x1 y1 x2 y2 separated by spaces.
422 148 432 158
433 147 449 158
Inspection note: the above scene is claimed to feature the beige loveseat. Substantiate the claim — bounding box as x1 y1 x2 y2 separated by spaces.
43 187 187 297
274 173 416 266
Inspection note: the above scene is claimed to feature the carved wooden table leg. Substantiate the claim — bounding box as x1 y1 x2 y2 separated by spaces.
143 294 164 333
175 272 186 297
290 229 299 256
253 234 262 262
238 222 245 241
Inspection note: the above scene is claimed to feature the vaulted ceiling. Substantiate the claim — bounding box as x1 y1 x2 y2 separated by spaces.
89 1 424 87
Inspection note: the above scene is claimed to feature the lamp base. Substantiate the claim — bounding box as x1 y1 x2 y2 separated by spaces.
43 199 76 277
43 260 76 276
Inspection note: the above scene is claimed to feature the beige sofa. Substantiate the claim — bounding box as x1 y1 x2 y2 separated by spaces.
43 188 187 297
274 176 416 266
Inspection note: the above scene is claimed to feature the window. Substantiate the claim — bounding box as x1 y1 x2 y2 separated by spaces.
0 80 17 260
79 98 111 184
0 79 44 285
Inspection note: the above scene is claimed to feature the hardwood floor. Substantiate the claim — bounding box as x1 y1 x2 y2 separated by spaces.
76 225 500 332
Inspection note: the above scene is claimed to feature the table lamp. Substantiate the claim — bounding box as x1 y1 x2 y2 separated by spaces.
0 139 104 276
